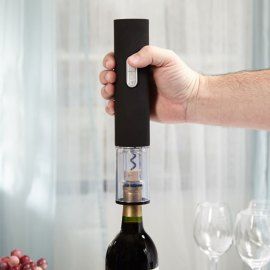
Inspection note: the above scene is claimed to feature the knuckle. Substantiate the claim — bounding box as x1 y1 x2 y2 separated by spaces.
103 52 114 67
108 71 115 81
167 49 176 56
142 45 152 54
101 87 106 96
106 71 112 81
167 49 177 60
111 71 116 78
99 70 107 83
107 52 114 61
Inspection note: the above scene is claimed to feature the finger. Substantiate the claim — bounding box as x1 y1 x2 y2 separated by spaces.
99 70 116 84
103 52 115 69
101 84 114 100
99 70 107 84
127 45 176 68
105 100 115 115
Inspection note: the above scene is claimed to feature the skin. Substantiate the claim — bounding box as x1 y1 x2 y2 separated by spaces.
99 45 270 130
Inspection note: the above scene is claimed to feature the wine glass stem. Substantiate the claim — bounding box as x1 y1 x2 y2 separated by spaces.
210 258 218 270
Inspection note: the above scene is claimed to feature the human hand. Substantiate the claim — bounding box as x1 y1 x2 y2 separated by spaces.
99 45 202 123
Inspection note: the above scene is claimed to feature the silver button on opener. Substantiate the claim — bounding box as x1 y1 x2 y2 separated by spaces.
126 60 138 88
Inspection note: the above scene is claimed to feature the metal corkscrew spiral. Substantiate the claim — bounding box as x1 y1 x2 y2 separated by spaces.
130 151 136 170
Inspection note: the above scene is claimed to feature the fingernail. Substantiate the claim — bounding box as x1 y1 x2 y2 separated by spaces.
105 60 109 68
128 54 140 64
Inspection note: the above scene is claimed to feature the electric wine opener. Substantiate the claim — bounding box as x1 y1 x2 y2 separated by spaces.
114 19 150 205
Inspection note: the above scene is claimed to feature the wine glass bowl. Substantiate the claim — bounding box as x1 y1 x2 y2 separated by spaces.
248 200 270 213
234 209 270 270
193 202 233 268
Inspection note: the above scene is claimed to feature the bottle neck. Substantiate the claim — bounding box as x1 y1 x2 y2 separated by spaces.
121 205 144 233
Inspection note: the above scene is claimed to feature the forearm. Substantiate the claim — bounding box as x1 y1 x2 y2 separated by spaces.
187 70 270 130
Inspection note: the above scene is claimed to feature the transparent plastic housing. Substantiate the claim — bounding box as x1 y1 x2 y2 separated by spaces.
116 147 150 205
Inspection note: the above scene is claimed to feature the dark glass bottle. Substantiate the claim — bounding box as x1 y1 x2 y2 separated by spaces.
106 205 158 270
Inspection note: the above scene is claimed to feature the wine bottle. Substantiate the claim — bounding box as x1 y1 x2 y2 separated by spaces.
105 204 159 270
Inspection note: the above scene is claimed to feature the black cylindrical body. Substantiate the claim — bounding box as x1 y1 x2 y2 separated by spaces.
114 19 150 147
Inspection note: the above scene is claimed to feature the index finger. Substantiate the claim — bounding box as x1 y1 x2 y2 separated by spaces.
103 52 115 69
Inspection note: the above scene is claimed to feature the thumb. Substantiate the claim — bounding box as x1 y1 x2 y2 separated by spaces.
127 45 176 68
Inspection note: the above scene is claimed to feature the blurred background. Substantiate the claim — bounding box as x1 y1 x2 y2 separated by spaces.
0 0 270 269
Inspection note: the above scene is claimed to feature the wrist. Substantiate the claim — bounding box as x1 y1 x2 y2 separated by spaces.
186 74 210 123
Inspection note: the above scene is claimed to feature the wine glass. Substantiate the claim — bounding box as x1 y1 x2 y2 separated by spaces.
249 200 270 212
234 209 270 270
193 202 233 270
